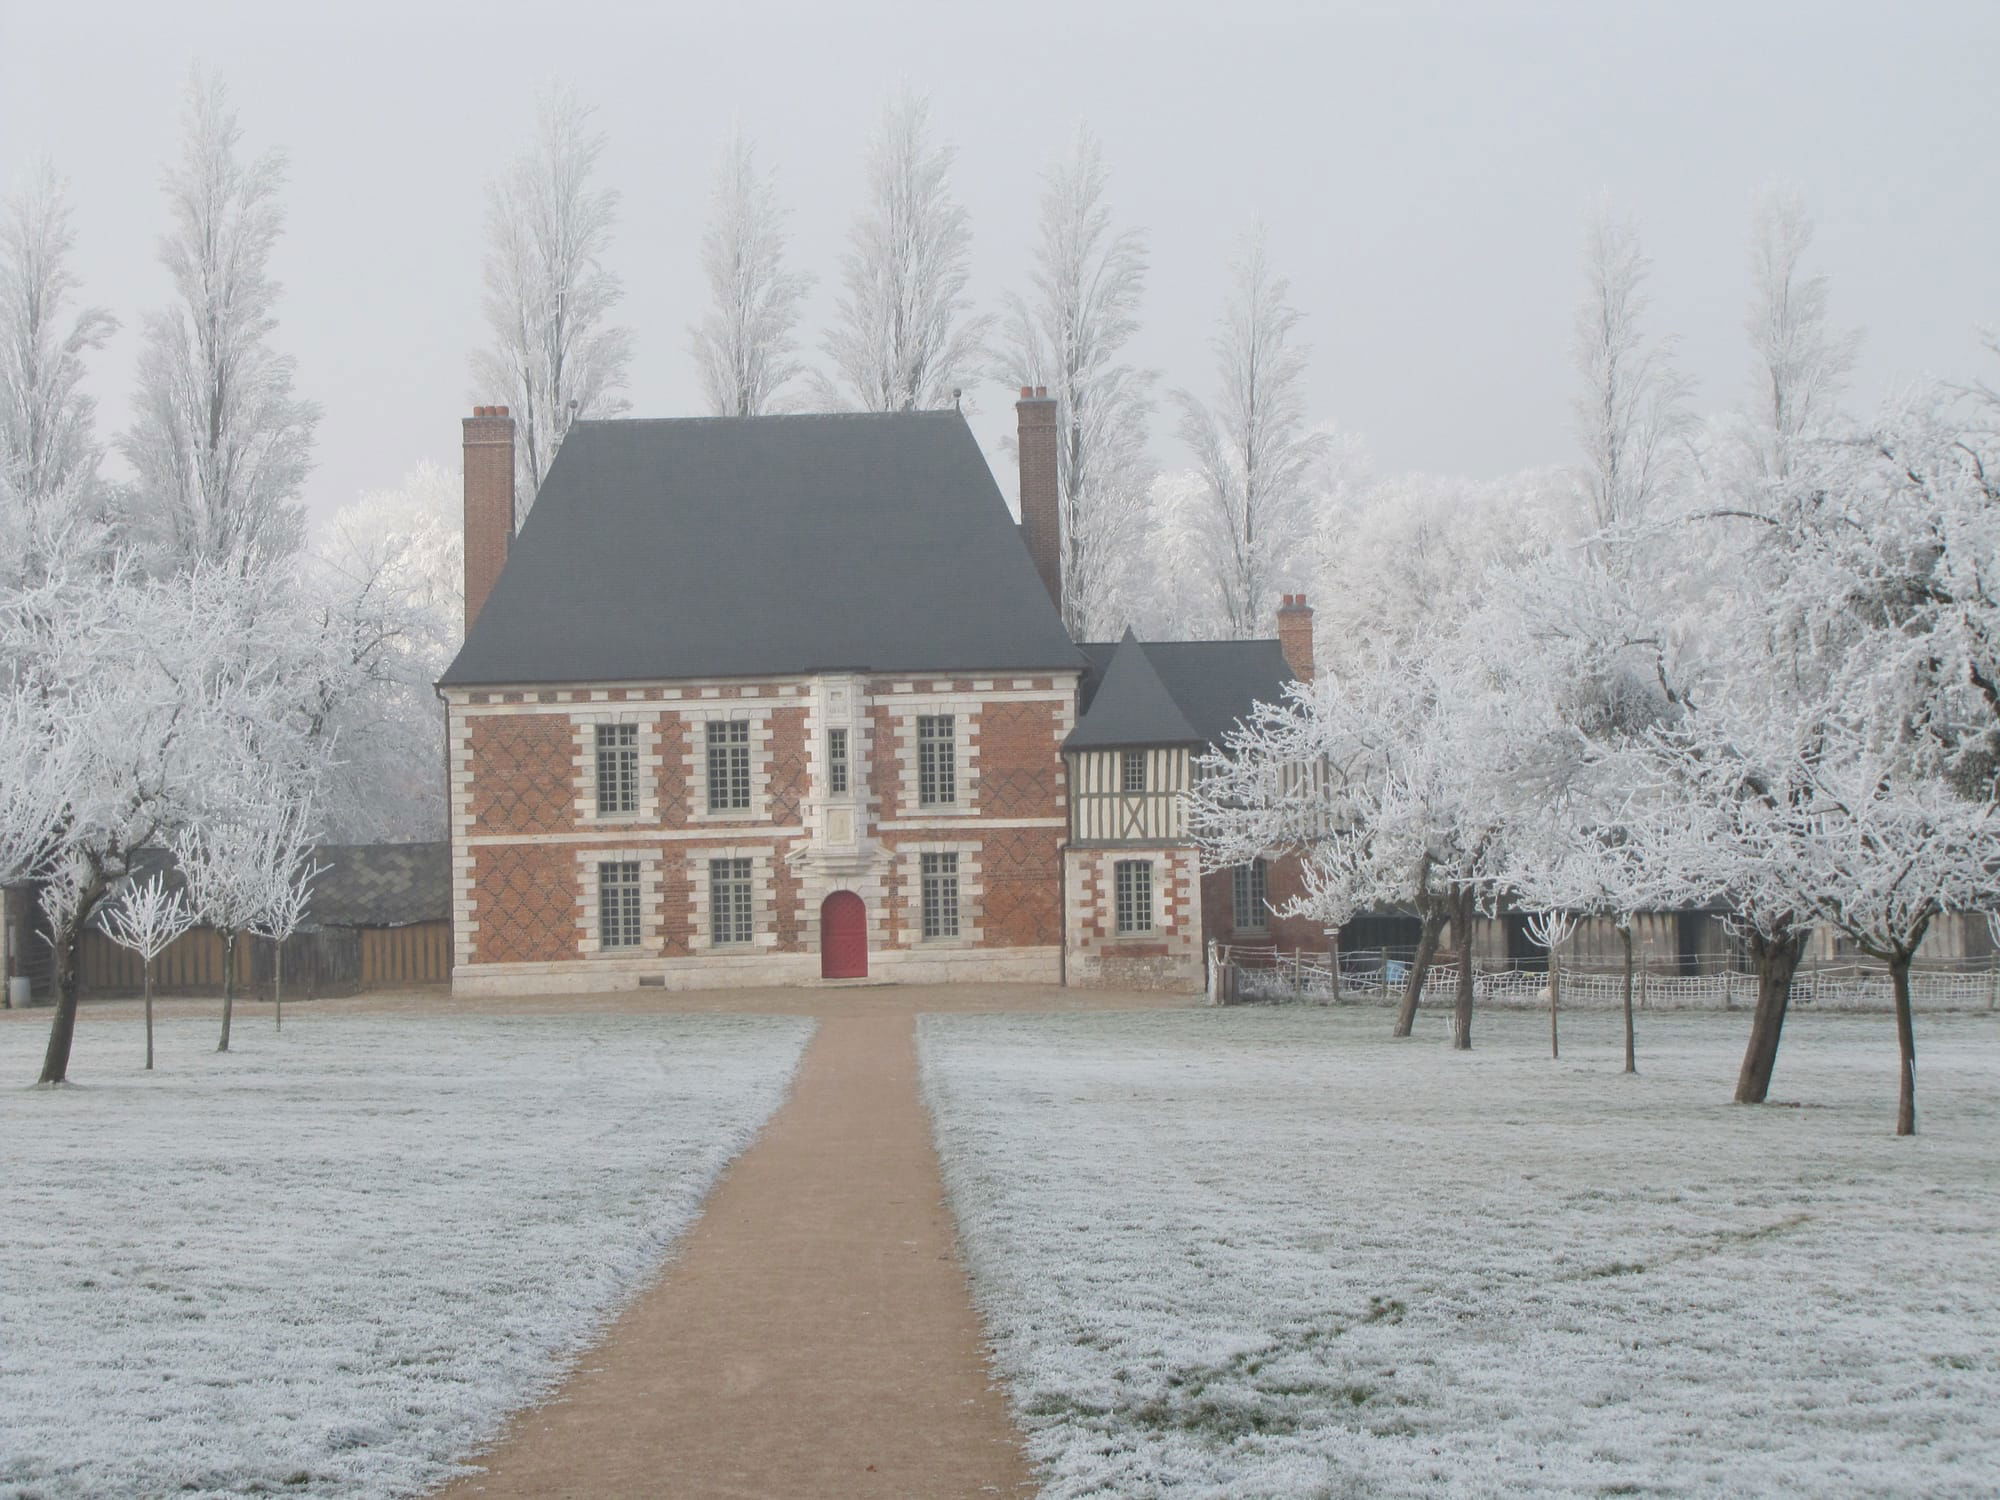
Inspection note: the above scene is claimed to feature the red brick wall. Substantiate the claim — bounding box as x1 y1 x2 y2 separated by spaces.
979 827 1062 947
767 707 809 828
975 701 1064 818
469 715 576 836
472 844 577 963
1200 854 1324 952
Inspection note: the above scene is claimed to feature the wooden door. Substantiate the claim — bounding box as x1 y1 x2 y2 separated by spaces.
820 891 867 979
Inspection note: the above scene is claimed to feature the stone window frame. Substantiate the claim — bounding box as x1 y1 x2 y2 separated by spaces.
1114 858 1155 935
902 840 982 946
574 847 663 957
687 843 780 951
572 711 660 826
891 700 978 818
919 851 961 939
684 708 773 824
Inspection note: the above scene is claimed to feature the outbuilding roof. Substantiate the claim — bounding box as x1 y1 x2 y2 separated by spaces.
1067 635 1298 752
440 411 1084 688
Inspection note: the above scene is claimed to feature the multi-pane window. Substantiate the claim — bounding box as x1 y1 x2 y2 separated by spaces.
1121 750 1146 794
921 852 960 939
706 719 751 812
709 857 754 945
597 861 642 949
1114 859 1153 935
595 722 638 815
827 728 849 794
917 715 956 806
1232 858 1269 932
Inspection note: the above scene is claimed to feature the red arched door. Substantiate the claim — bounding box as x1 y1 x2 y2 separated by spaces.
820 891 868 979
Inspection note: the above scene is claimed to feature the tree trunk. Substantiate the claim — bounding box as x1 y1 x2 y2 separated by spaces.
144 962 155 1071
1549 943 1561 1060
1451 885 1476 1051
1618 920 1636 1075
274 936 283 1032
1392 903 1449 1037
1735 927 1805 1104
218 929 237 1053
1328 932 1342 1003
1890 952 1917 1137
36 914 86 1086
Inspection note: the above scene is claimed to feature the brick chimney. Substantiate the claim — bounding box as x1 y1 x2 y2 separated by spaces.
463 405 516 636
1017 385 1060 616
1277 593 1315 682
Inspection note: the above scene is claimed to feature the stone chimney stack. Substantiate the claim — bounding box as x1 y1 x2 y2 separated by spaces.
1277 594 1315 682
1016 385 1061 617
463 405 516 636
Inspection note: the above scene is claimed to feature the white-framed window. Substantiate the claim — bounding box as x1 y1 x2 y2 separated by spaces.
921 852 960 939
706 720 751 812
917 714 956 806
1114 859 1153 935
598 861 642 949
1232 859 1269 932
595 722 639 815
827 728 849 795
709 856 754 945
1121 750 1146 794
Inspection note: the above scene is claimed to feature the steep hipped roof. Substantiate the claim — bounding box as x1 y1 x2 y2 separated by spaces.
441 411 1084 687
1062 631 1200 749
1068 636 1298 751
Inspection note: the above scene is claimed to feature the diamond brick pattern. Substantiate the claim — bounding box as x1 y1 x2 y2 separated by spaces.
767 708 810 828
976 702 1062 817
470 716 577 835
979 827 1061 946
473 844 577 963
656 716 690 825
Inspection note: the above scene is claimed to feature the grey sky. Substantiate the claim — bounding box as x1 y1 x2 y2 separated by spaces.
2 0 1994 524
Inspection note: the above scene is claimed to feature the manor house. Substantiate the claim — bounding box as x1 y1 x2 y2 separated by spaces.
438 392 1318 996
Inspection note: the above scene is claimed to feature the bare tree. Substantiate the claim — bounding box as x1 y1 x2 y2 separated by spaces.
690 129 811 417
0 161 117 550
819 92 988 412
1743 187 1859 484
997 128 1155 638
248 824 321 1032
1572 205 1691 538
472 84 633 524
99 871 195 1071
121 69 319 572
1173 229 1329 639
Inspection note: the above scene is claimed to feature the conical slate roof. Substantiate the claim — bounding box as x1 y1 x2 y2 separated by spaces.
1063 630 1202 749
1066 634 1297 751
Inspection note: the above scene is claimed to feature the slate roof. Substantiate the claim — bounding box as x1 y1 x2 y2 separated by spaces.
441 411 1085 687
109 842 448 930
1068 636 1298 751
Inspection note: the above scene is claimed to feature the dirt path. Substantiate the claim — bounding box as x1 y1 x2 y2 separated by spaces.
435 1010 1036 1500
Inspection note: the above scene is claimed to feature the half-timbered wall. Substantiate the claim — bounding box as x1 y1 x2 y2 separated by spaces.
1067 748 1189 843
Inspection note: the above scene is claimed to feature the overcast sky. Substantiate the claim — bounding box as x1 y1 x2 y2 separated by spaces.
2 0 1994 524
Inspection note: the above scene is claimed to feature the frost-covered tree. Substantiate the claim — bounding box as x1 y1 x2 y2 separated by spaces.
247 810 321 1031
996 128 1155 638
1572 206 1691 539
121 70 319 572
1741 187 1858 485
0 162 117 560
690 129 810 417
98 871 194 1070
307 463 462 840
473 84 633 523
819 92 988 412
1173 230 1330 638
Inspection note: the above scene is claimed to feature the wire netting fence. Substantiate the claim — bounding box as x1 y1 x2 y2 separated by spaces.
1211 944 2000 1013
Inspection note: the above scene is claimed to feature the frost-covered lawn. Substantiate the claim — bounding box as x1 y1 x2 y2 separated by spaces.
0 1010 813 1500
922 1007 2000 1498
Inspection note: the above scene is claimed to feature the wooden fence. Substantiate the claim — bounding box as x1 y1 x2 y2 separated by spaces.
78 920 451 998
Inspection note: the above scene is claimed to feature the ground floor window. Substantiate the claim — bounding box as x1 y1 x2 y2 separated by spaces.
1114 859 1153 935
597 861 642 949
921 852 960 939
709 857 754 945
1232 859 1269 932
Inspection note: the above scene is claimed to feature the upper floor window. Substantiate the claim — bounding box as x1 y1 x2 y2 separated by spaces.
827 728 850 795
1121 750 1146 794
921 852 960 939
917 715 956 806
1232 859 1269 932
598 860 642 949
706 720 751 812
1115 859 1153 935
595 722 638 815
709 857 754 945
